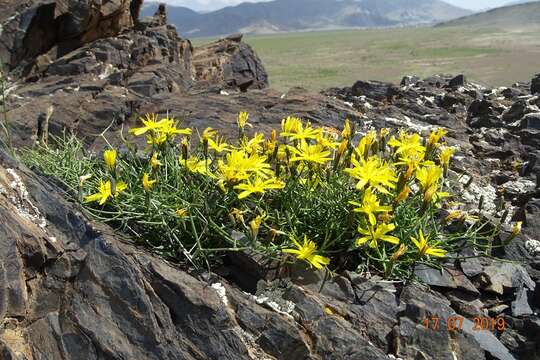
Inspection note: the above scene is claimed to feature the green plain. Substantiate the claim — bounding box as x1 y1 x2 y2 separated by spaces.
194 25 540 92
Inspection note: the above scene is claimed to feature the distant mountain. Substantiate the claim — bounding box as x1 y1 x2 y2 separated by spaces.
141 0 471 37
505 0 539 5
439 1 540 27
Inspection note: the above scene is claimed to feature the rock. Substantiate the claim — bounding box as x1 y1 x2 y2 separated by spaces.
520 113 540 130
519 129 540 150
534 282 540 308
0 151 308 359
525 239 540 257
476 262 536 295
467 99 503 128
445 290 485 317
449 74 466 88
351 80 400 102
349 277 401 350
415 264 479 294
0 340 20 360
192 36 268 92
400 75 420 87
397 284 515 360
311 317 388 359
531 73 540 94
0 0 136 74
502 100 528 124
511 286 534 317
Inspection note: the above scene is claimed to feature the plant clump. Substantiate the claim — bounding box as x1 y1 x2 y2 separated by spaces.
23 113 518 279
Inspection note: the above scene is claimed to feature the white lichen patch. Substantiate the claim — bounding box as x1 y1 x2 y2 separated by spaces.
385 116 433 132
211 282 229 306
98 63 116 80
525 239 540 257
458 175 497 213
502 179 536 195
250 293 295 318
5 168 47 229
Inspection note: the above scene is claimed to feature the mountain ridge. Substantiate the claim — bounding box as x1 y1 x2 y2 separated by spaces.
141 0 471 37
438 1 540 27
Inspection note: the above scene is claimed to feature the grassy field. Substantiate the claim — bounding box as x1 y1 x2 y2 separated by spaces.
194 25 540 92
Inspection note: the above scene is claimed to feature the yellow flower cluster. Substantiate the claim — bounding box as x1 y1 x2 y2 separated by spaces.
84 113 462 271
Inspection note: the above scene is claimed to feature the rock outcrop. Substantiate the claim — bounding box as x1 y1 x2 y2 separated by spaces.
192 33 269 92
0 0 136 74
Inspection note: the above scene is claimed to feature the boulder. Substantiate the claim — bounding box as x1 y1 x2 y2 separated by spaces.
0 0 136 74
449 74 466 88
520 113 540 130
400 75 420 87
351 80 400 102
502 100 528 124
192 34 269 92
467 99 504 128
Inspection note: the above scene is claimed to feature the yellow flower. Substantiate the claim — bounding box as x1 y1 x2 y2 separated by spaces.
208 136 229 153
345 156 397 194
388 131 426 159
280 116 302 137
428 128 448 147
249 212 267 238
129 114 169 136
356 223 400 248
182 157 215 178
280 119 321 141
217 150 273 183
150 152 162 170
202 127 217 142
395 186 411 203
142 172 156 191
379 128 390 139
445 210 464 222
416 165 442 187
390 244 407 262
283 234 330 270
146 132 167 146
349 191 392 226
176 208 188 218
290 141 332 164
316 133 339 149
239 133 265 154
355 130 377 158
416 165 445 202
342 119 352 139
103 149 117 171
512 221 522 236
335 138 348 160
85 180 127 205
237 111 251 130
234 176 285 199
229 208 246 224
410 229 447 257
439 146 455 168
160 118 192 138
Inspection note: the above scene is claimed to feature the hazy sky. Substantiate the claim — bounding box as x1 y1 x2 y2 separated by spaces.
161 0 516 12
